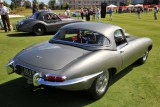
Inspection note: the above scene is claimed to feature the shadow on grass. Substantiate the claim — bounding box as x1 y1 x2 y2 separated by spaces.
0 77 93 107
0 63 139 107
111 63 139 85
6 32 55 37
6 32 35 37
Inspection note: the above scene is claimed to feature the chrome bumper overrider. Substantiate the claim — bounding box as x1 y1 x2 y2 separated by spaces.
33 71 103 87
6 59 15 74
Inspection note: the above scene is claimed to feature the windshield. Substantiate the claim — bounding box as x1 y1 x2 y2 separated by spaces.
50 28 110 47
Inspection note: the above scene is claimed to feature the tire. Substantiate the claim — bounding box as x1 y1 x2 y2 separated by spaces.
137 50 149 65
89 70 110 100
33 24 45 36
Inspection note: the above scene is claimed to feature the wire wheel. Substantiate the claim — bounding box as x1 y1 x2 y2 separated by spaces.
89 71 110 100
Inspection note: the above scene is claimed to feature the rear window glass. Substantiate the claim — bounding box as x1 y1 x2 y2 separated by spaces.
53 28 109 46
31 12 40 19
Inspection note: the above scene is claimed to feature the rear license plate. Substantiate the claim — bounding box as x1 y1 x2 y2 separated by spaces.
22 67 36 79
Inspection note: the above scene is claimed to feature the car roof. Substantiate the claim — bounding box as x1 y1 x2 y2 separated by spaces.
35 11 55 17
37 10 54 14
60 22 122 38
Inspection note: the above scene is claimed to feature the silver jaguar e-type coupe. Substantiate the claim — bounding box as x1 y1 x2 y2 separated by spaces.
7 22 152 100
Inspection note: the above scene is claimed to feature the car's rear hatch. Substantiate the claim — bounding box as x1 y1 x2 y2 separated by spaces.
17 42 90 70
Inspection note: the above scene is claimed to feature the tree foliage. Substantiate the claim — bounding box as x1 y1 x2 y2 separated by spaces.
144 0 159 4
11 0 22 8
32 0 38 5
152 0 159 4
48 0 56 9
126 0 131 5
39 2 45 9
24 0 31 8
10 2 16 10
3 1 9 7
63 2 69 9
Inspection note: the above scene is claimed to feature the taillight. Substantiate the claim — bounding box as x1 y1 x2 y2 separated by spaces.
45 74 66 82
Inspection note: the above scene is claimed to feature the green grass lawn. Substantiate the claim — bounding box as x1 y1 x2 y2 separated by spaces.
0 10 160 107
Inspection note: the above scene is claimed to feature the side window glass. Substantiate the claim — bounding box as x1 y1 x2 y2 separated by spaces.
43 13 60 22
43 13 51 21
50 14 60 21
114 29 126 46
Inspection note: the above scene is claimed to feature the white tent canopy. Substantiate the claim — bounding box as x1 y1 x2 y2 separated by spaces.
127 4 134 8
107 4 117 8
135 4 143 7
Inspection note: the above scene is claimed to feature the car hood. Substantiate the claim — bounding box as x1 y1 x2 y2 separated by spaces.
16 18 36 26
17 41 90 70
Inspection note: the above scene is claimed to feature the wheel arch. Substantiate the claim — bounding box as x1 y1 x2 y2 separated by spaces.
108 67 117 77
148 45 152 51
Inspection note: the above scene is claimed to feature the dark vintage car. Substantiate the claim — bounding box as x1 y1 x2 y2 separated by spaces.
7 22 152 100
16 11 83 35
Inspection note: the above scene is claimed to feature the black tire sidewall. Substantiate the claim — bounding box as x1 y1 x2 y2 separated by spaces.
33 24 45 36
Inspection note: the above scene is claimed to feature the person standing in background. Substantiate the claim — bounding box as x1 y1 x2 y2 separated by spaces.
95 8 100 22
32 3 39 14
137 7 141 19
85 8 90 21
154 6 158 20
92 8 96 21
66 8 70 16
0 0 11 32
109 8 113 20
80 8 84 20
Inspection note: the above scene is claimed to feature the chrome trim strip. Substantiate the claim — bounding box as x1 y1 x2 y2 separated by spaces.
36 71 103 86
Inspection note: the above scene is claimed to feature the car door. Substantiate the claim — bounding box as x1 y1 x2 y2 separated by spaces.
43 13 62 32
114 29 138 69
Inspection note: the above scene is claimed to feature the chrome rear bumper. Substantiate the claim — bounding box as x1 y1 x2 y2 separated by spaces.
6 58 103 90
33 71 103 90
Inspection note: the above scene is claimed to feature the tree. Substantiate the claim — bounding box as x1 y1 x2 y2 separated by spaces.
11 0 22 8
48 0 56 9
24 0 31 8
152 0 159 4
143 0 159 4
61 5 64 10
3 1 9 7
10 2 16 10
33 0 38 5
63 2 69 9
126 0 131 5
39 2 45 9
